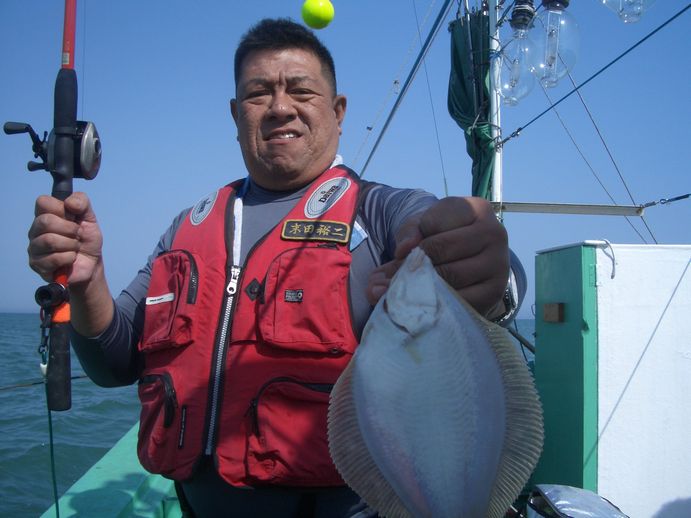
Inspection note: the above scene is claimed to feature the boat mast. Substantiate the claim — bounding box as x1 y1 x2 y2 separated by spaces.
488 0 503 208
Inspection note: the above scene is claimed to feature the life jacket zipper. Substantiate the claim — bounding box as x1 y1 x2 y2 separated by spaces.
202 176 357 457
156 248 199 304
186 253 199 304
156 249 199 304
203 204 273 456
140 372 178 428
204 264 242 455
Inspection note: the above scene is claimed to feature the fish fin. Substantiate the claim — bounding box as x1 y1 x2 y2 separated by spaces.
453 294 544 518
328 361 412 518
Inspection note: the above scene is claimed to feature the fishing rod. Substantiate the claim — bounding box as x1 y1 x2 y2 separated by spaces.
4 0 101 411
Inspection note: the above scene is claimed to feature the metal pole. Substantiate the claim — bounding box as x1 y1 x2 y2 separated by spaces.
488 0 503 206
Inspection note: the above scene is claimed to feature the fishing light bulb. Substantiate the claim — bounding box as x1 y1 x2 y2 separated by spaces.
601 0 657 23
499 1 537 106
499 30 536 106
530 0 579 88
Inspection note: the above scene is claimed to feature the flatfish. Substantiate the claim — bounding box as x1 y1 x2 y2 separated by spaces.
328 247 543 518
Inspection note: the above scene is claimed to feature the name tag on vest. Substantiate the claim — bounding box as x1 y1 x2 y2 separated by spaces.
281 219 351 244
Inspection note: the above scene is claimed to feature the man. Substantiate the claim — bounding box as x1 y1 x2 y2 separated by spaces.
28 19 515 517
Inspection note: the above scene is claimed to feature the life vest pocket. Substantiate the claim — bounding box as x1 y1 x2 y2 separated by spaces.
140 250 199 353
258 246 355 355
244 376 342 486
137 372 196 479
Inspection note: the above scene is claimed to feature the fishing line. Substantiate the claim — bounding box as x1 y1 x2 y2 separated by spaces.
79 0 87 119
46 404 61 518
0 375 89 393
501 3 691 146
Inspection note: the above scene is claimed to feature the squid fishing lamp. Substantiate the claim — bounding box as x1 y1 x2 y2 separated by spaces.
301 0 335 29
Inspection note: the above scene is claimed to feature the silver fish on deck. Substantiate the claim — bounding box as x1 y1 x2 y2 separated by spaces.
328 247 543 518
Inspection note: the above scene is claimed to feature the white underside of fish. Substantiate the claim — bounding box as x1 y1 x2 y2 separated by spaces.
328 248 543 518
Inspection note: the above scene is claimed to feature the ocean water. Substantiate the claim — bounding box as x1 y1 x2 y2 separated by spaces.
0 312 536 517
0 313 139 517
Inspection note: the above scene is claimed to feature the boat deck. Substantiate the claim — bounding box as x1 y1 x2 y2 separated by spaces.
41 423 180 517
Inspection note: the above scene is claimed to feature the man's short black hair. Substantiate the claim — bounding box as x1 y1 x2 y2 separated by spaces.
234 18 337 94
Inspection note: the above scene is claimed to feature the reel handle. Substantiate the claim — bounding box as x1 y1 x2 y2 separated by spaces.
4 121 32 134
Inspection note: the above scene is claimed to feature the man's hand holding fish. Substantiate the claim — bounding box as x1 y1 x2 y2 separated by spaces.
366 195 509 319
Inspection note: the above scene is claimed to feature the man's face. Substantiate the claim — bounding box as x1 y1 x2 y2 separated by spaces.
231 48 346 191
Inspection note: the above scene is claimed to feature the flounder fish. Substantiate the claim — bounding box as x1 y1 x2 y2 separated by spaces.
328 247 543 518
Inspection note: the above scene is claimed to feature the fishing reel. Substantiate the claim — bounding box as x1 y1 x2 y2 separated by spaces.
4 120 101 181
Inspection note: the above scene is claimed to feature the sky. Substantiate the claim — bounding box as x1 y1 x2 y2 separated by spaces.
1 0 689 316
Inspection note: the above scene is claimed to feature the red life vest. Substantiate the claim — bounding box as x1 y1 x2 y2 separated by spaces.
137 166 361 487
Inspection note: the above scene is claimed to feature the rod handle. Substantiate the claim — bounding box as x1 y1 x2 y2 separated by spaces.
45 322 72 411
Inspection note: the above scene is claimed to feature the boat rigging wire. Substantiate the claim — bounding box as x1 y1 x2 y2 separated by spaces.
508 323 535 355
360 0 456 177
413 0 450 196
562 71 658 244
535 83 651 244
500 4 691 146
642 193 691 208
352 1 440 169
496 1 518 28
